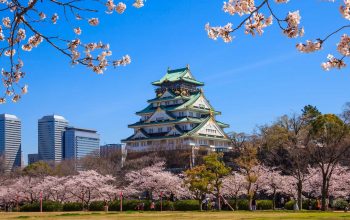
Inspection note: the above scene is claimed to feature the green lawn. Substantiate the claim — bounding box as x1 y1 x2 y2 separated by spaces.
1 211 350 220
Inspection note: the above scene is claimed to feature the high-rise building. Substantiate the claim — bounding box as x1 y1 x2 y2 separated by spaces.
38 115 68 163
64 127 100 163
100 143 126 167
122 66 232 154
0 114 22 172
28 153 39 165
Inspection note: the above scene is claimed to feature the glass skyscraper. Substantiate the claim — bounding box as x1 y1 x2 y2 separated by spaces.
0 114 21 172
38 115 68 163
64 127 100 168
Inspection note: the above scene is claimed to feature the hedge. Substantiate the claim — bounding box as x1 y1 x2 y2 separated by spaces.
334 199 349 210
17 199 279 212
62 202 83 211
257 200 273 210
155 200 174 211
89 201 105 211
174 200 199 211
20 201 62 212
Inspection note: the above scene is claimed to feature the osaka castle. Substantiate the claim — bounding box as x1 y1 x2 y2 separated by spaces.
122 66 232 153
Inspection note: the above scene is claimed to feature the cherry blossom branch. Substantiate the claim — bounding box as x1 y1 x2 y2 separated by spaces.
0 0 143 104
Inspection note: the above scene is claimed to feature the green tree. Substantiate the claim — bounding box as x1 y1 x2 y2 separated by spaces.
184 165 211 211
203 153 231 211
23 161 53 179
302 105 321 124
260 114 310 210
235 143 259 211
307 114 350 211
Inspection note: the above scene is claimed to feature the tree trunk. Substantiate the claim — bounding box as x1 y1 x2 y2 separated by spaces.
217 191 221 211
321 178 328 211
248 195 252 211
235 197 238 211
198 199 202 211
297 180 303 211
272 191 276 210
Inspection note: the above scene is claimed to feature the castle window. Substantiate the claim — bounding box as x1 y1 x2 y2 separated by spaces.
158 127 163 133
156 117 164 121
149 128 153 133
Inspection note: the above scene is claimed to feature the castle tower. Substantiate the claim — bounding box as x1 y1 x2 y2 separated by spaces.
122 66 232 153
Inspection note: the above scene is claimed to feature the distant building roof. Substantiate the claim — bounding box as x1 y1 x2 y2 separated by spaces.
66 126 97 133
39 115 68 122
0 114 20 120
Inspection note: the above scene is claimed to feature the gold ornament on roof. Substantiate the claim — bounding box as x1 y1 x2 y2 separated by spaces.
209 109 214 118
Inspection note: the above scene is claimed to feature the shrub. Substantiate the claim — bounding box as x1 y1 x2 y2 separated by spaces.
155 200 174 211
109 201 120 211
302 199 316 210
89 201 105 211
334 199 349 210
63 202 83 211
284 200 296 210
20 203 39 212
20 201 62 212
174 200 199 211
237 200 249 210
257 200 273 210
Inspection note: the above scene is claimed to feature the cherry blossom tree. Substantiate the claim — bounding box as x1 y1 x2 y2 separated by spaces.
36 176 70 203
205 0 350 72
125 162 189 200
306 114 349 210
260 168 287 210
222 172 245 210
239 164 270 210
305 165 349 202
0 0 144 103
63 170 117 209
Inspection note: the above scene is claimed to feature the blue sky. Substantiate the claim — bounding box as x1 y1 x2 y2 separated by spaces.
1 0 350 160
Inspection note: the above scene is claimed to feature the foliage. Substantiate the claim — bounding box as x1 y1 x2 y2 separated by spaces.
108 201 121 211
334 199 349 210
173 200 200 211
203 153 231 210
257 200 273 210
184 164 211 206
155 200 174 211
284 200 296 210
62 202 83 211
20 201 62 212
88 201 105 211
22 161 53 178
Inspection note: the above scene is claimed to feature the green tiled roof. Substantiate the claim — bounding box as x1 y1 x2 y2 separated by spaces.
185 116 230 140
152 67 204 86
147 95 190 103
217 120 230 128
128 117 205 128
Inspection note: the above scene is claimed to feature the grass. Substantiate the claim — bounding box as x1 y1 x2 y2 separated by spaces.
0 211 350 220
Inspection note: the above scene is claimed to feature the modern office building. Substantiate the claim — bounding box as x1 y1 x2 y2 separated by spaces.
0 114 22 172
122 66 232 153
28 153 39 165
38 115 68 163
100 143 127 167
64 127 100 163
